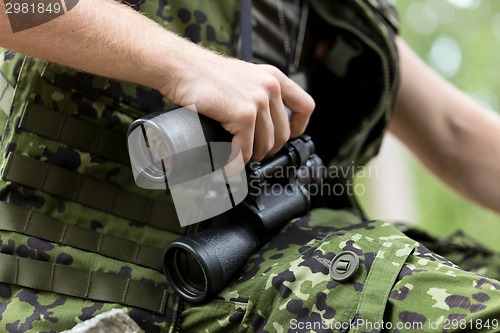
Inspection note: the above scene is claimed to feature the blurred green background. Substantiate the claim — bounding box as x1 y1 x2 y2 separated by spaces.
359 0 500 250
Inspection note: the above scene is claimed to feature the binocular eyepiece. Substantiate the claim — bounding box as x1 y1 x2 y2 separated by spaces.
127 108 232 187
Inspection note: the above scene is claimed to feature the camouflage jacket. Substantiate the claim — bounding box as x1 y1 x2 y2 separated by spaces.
0 0 430 332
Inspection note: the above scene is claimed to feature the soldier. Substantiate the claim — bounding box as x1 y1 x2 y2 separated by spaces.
0 0 500 332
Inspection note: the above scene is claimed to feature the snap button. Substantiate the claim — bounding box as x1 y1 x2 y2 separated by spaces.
329 251 360 282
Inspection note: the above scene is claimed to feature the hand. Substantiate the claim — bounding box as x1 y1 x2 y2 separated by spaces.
0 0 314 164
159 47 315 163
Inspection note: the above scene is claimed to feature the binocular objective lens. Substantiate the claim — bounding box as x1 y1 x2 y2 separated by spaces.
172 248 207 297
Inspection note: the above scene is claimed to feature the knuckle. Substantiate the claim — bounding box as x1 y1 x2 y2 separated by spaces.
254 138 274 161
275 130 290 146
261 64 275 72
266 137 275 152
261 76 280 94
253 91 269 109
264 65 282 77
239 108 256 125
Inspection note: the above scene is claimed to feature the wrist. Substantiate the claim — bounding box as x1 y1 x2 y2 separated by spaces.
153 41 218 102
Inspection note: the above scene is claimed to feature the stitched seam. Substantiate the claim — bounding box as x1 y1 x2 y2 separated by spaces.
14 257 19 284
49 263 56 291
159 290 168 313
96 233 104 252
121 278 131 303
313 255 331 269
73 176 84 202
85 270 93 298
59 223 69 243
144 199 154 223
39 161 49 190
1 153 14 179
132 244 140 264
56 113 68 140
23 209 33 233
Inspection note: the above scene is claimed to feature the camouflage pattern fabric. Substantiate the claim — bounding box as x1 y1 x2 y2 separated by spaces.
0 0 500 332
182 209 500 332
398 225 500 284
0 1 241 331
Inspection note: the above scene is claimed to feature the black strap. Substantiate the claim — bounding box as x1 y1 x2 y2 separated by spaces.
240 0 253 61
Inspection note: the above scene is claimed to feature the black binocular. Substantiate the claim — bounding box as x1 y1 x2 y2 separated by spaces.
163 135 325 303
127 108 325 303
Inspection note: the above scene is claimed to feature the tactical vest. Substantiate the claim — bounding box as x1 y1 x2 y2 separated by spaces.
0 0 399 330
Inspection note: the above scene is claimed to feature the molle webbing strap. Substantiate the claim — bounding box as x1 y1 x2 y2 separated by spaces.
1 153 183 234
19 103 130 166
240 0 253 61
0 73 15 116
0 202 163 271
0 253 169 313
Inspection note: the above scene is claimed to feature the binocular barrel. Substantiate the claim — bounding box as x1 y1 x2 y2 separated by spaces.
163 137 323 303
164 220 259 303
163 181 311 303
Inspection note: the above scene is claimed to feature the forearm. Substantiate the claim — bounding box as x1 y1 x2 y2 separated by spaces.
390 38 500 214
0 0 315 163
415 100 500 214
447 103 500 213
0 0 206 91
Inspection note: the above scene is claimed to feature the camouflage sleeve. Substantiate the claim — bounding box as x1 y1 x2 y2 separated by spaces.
181 209 500 332
399 226 500 282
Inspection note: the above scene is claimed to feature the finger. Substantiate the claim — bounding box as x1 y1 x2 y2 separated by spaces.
252 105 274 161
224 142 247 178
230 117 255 164
267 97 290 157
277 76 315 137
